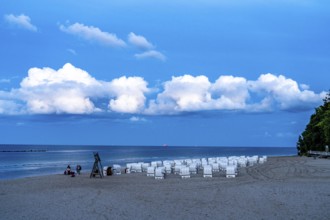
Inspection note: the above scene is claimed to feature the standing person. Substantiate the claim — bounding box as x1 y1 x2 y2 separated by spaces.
76 165 82 175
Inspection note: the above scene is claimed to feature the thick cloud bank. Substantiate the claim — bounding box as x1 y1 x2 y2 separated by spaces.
0 63 325 115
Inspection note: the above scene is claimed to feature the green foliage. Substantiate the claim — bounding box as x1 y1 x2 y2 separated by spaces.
297 90 330 155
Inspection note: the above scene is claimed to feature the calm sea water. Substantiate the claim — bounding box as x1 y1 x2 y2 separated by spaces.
0 145 296 180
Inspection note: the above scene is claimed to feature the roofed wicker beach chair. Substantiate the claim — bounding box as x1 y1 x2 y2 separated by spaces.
141 163 150 172
259 156 267 164
219 161 228 171
237 157 247 167
185 159 192 165
147 166 155 177
163 160 174 167
113 164 122 175
155 167 165 179
201 158 208 167
174 165 184 175
208 157 216 164
103 166 108 176
189 164 197 174
226 165 236 178
164 164 172 174
174 160 183 166
180 166 190 179
203 165 213 178
247 156 259 166
211 163 219 172
151 161 158 168
131 163 142 173
125 163 133 173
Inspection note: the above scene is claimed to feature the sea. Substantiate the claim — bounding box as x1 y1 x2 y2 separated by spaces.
0 145 297 180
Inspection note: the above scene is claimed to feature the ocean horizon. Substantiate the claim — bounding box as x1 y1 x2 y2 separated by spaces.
0 144 297 180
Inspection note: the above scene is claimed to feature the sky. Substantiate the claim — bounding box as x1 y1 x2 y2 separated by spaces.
0 0 329 147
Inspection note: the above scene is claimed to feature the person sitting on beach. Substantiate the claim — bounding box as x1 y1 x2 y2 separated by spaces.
65 165 71 175
76 165 82 175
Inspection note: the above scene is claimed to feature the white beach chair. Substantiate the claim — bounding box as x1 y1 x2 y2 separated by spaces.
247 156 258 166
163 160 174 167
147 166 155 177
192 159 201 165
174 165 183 175
201 158 208 166
103 166 108 176
238 158 247 167
174 160 183 166
151 161 158 168
185 159 192 165
141 163 150 172
155 167 165 179
208 158 216 164
219 162 227 171
164 164 172 174
259 156 267 164
125 163 133 173
180 167 190 179
226 165 236 178
203 165 213 178
131 163 142 173
113 164 122 175
189 164 197 174
211 163 219 172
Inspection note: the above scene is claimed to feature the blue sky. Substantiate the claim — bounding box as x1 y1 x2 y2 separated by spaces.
0 0 329 146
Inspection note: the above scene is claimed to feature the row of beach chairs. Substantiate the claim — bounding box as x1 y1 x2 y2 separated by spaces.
106 155 267 179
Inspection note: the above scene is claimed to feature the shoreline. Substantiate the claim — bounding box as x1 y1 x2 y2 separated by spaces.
0 155 297 181
1 156 330 219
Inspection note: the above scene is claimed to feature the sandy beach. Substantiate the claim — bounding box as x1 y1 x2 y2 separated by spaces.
1 156 329 220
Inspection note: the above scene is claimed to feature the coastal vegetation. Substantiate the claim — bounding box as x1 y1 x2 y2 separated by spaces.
297 91 330 155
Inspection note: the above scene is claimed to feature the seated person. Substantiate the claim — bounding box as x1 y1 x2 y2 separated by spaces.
65 165 71 175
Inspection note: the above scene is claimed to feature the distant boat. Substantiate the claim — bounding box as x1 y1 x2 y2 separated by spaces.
163 144 168 147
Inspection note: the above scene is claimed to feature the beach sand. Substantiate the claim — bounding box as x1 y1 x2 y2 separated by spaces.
1 156 330 220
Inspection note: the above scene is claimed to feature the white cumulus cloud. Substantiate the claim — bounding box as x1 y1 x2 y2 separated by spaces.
147 75 212 114
249 73 323 111
0 64 325 116
108 76 149 113
4 14 37 32
211 75 249 110
18 63 104 114
146 73 324 114
59 22 126 47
